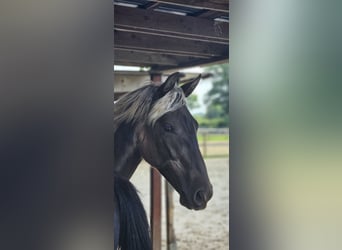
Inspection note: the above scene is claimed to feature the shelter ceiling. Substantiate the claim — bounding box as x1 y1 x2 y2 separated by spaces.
114 0 229 72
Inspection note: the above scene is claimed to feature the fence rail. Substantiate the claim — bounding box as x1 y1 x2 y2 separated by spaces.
198 128 229 157
198 128 229 134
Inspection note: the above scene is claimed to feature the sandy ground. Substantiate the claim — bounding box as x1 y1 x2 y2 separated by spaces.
199 142 229 158
130 158 229 250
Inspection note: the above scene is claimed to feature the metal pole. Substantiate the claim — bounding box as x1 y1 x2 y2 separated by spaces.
151 168 162 250
165 182 177 250
150 73 162 250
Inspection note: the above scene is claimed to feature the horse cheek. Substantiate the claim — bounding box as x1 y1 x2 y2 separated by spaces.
139 136 158 165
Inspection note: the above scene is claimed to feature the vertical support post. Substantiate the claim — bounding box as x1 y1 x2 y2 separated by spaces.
151 168 162 250
150 73 162 250
166 182 177 250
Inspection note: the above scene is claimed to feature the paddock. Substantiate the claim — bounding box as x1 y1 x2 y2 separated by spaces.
131 157 229 250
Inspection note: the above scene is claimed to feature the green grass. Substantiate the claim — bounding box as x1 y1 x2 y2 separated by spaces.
197 134 229 142
203 154 229 159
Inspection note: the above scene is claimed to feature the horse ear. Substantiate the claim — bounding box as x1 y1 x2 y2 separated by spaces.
155 72 182 99
180 74 201 97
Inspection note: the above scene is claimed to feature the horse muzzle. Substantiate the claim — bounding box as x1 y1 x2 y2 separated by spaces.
159 160 213 210
180 184 213 210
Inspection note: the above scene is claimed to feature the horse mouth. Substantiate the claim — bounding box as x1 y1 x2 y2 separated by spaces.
179 188 212 210
179 197 207 210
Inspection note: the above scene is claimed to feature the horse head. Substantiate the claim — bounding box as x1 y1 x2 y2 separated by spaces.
137 72 213 210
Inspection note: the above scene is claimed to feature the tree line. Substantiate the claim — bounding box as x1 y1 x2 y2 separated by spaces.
188 63 229 128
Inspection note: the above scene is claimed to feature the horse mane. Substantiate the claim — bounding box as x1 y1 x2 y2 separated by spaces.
114 83 186 132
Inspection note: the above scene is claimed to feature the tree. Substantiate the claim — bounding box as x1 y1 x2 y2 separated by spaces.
204 63 229 127
186 94 200 111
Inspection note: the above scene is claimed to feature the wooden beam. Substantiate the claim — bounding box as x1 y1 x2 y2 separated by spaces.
114 5 229 43
114 50 178 66
142 1 160 9
114 52 228 71
114 30 227 58
197 9 227 19
151 56 229 72
116 47 211 59
113 71 150 93
114 49 209 67
154 0 229 12
114 27 228 45
113 61 149 68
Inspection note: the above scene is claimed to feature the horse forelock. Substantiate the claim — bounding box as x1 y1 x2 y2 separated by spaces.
148 87 186 125
114 84 186 131
114 85 153 131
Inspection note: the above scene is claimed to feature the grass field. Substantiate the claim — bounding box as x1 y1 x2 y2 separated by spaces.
197 133 229 158
197 134 229 142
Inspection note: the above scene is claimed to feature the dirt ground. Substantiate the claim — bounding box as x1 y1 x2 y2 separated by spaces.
199 142 229 158
130 158 229 250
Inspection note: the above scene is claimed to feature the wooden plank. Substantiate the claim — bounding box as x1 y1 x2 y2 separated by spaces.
114 26 228 45
114 30 227 58
197 9 227 19
114 5 229 43
114 61 150 68
151 55 229 72
115 47 211 59
114 51 228 70
154 0 229 12
114 50 178 66
114 49 210 67
113 71 150 92
143 1 160 9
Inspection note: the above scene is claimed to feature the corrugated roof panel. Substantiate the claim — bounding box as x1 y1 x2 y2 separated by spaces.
155 3 202 15
215 15 229 22
114 0 150 7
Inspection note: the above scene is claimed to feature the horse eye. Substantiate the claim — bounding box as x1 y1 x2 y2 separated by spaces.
163 123 173 132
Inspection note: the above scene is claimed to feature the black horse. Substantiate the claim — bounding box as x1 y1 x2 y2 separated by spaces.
114 72 213 249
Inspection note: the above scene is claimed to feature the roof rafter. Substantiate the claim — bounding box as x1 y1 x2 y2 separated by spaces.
154 0 229 13
114 6 228 44
114 30 228 58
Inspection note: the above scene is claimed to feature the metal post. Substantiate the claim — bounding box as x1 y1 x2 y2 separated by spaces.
151 168 162 250
150 73 162 250
166 182 177 250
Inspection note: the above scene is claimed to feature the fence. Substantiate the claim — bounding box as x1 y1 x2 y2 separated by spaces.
198 128 229 158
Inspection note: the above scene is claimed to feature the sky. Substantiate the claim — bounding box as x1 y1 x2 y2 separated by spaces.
179 67 212 114
191 77 212 114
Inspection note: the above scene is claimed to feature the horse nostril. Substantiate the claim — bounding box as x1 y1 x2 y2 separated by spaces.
194 190 206 206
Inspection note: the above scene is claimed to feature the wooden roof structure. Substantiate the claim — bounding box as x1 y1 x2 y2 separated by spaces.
114 0 229 72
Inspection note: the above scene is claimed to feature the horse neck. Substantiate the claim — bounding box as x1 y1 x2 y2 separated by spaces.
114 122 142 179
